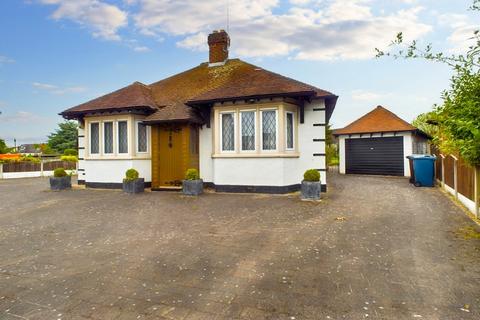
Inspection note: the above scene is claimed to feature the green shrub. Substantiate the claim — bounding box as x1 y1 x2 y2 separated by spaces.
303 169 320 182
54 168 67 178
185 168 200 180
124 168 139 182
61 155 78 162
21 155 41 163
63 149 78 156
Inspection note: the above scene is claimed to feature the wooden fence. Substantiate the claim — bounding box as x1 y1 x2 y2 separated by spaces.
0 160 77 179
432 148 479 218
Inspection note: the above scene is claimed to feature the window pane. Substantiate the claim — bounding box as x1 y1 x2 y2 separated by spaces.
104 122 113 154
90 123 99 154
286 113 294 149
222 113 235 151
262 110 276 150
118 121 128 153
241 112 255 151
137 122 147 152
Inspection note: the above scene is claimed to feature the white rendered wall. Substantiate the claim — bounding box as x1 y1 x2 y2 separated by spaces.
78 126 86 182
338 132 413 177
198 99 327 187
84 159 151 183
2 170 76 179
199 125 213 183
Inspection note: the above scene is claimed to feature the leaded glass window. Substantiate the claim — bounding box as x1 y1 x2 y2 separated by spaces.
90 122 99 154
286 112 294 150
118 121 128 154
241 111 255 151
104 122 113 154
262 110 276 150
137 122 147 153
221 113 235 151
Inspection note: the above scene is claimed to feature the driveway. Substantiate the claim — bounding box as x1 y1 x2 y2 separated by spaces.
0 173 479 319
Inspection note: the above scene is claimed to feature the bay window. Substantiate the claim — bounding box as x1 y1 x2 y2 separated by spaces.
286 112 294 150
261 110 277 151
118 121 128 154
241 111 255 151
90 122 99 154
137 121 148 153
221 113 235 151
104 122 114 154
216 105 297 156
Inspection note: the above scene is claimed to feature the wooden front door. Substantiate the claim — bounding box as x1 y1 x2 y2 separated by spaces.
151 124 199 189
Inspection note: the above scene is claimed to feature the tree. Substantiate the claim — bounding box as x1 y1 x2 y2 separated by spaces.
47 121 78 154
376 1 480 166
0 138 11 154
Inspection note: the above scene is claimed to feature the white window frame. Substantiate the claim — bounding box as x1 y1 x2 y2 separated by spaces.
285 111 295 151
135 120 149 154
260 109 279 152
103 121 114 155
240 110 256 152
89 121 100 155
220 112 236 153
116 119 129 154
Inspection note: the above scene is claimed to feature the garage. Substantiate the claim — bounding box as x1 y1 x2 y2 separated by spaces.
334 106 430 177
345 136 404 176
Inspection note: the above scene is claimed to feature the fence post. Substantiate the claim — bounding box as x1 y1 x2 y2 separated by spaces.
475 166 480 219
440 154 445 189
0 163 3 179
452 156 458 200
40 159 44 177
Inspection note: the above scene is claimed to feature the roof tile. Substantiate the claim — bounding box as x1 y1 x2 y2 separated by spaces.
333 106 417 135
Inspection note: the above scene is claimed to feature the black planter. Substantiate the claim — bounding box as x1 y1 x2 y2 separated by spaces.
50 176 72 191
123 178 145 194
301 180 321 200
182 179 203 196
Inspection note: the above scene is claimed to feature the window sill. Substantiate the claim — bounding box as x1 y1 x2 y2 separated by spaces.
212 153 300 159
85 156 151 161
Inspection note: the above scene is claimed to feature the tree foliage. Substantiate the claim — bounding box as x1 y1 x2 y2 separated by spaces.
0 138 11 154
47 121 78 154
376 1 480 165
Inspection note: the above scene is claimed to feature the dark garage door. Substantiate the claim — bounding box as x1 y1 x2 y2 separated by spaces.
346 137 404 176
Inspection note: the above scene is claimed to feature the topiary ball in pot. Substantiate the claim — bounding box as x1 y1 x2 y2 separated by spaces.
50 167 71 190
122 168 144 194
183 168 203 196
301 169 321 200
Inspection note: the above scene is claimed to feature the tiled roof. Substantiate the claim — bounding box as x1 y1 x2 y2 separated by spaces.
61 59 337 123
60 82 157 117
333 106 417 135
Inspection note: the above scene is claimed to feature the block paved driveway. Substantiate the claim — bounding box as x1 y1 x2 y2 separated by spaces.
0 173 479 320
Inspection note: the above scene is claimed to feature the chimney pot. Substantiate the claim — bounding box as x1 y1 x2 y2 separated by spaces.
208 30 230 65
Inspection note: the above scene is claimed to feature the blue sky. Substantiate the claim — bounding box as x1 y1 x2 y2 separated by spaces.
0 0 477 145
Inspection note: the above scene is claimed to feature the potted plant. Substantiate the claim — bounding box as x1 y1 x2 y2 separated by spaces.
301 169 321 200
50 168 72 190
122 168 144 194
182 168 203 196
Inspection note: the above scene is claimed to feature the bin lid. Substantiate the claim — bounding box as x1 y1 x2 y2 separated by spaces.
406 154 436 160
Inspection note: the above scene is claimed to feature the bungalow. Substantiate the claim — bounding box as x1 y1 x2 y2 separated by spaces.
60 30 338 193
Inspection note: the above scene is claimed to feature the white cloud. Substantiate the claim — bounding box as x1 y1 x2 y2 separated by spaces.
133 46 150 52
0 55 15 65
0 111 45 124
32 82 87 95
351 90 385 102
38 0 128 40
132 0 432 60
437 13 478 54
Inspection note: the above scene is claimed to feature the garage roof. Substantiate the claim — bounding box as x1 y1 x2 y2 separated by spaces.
333 106 418 135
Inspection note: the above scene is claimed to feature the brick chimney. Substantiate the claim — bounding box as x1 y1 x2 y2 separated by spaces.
208 30 230 65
